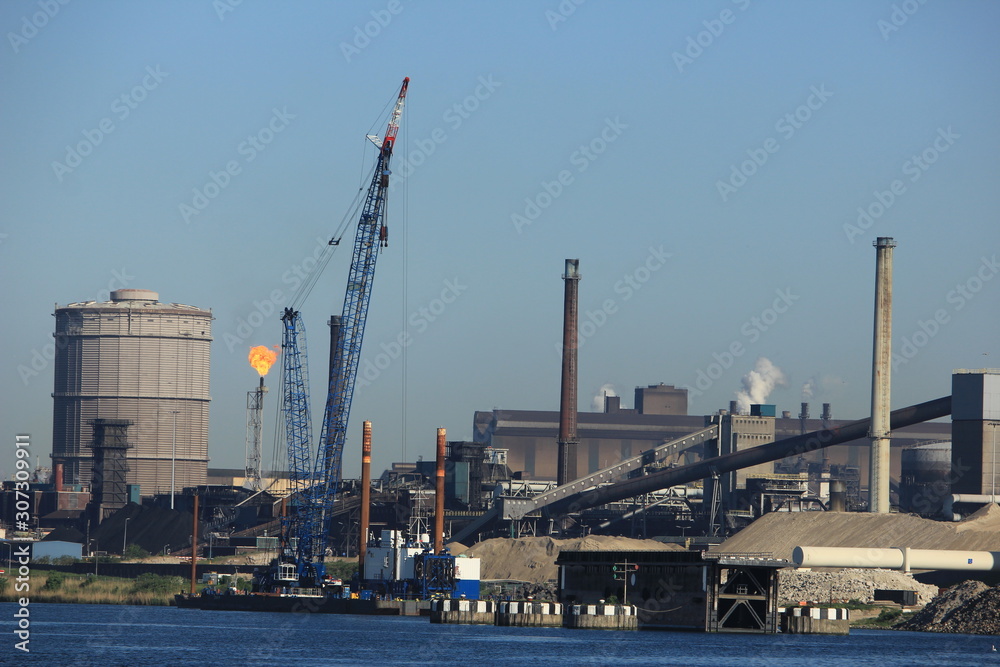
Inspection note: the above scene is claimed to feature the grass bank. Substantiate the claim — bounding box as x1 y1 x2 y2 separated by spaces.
0 570 195 606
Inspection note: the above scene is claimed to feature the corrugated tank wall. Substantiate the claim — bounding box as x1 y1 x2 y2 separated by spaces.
51 290 212 496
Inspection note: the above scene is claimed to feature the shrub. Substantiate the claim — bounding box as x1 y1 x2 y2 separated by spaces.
43 571 66 591
132 573 183 595
123 544 150 560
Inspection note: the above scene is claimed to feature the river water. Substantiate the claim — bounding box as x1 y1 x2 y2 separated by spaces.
2 603 998 666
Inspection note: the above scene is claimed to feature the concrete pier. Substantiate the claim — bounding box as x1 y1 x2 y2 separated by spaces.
566 604 638 630
780 606 850 635
429 599 496 625
496 601 563 627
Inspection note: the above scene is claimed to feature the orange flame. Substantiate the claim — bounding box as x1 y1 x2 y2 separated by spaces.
248 346 278 376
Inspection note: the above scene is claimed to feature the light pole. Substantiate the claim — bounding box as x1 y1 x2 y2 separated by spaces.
991 421 998 503
123 517 130 556
170 410 180 510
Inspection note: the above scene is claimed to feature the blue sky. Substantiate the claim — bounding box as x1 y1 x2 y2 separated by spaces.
2 1 998 480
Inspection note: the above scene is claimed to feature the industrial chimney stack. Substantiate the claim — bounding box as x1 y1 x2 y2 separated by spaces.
869 237 896 513
557 259 581 487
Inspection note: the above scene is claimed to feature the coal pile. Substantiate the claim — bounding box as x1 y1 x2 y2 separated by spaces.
896 580 1000 634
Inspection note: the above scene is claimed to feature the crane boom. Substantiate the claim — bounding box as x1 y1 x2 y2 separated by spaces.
279 308 319 563
311 76 409 558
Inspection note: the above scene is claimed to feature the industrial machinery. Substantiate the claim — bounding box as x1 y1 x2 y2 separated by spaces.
257 77 410 593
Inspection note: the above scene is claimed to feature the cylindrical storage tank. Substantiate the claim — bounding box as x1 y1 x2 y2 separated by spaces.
51 289 213 496
900 443 952 516
829 480 846 512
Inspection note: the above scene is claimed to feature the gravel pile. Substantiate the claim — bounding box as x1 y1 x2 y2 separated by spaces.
778 568 939 605
896 581 1000 634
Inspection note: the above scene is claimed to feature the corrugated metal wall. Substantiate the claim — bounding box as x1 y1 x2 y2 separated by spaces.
51 294 212 496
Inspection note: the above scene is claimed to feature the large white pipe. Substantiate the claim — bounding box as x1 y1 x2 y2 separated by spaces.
941 495 999 522
793 545 1000 572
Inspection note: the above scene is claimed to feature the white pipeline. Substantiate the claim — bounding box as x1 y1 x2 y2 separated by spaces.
793 545 1000 572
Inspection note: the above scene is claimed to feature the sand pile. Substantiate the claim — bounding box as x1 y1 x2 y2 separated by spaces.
448 535 681 583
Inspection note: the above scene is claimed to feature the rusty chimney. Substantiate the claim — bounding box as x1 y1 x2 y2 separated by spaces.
557 259 581 486
434 427 446 554
54 462 64 493
869 237 896 513
359 420 372 578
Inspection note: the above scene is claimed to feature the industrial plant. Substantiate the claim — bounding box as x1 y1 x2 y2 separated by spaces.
5 76 1000 633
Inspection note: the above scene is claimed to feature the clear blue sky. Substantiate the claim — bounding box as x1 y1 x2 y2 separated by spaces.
2 1 998 480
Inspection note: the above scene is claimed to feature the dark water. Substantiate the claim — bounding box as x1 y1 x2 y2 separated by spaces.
2 603 999 666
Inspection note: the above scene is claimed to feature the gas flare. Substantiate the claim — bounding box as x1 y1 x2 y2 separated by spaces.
248 346 278 376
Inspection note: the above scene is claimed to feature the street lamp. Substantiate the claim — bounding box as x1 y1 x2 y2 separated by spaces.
123 517 130 556
171 410 180 510
990 421 998 503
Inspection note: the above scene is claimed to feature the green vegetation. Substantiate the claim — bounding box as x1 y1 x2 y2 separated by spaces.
851 606 907 629
324 559 358 582
0 570 185 606
42 571 66 591
124 544 151 560
132 573 183 595
218 575 252 592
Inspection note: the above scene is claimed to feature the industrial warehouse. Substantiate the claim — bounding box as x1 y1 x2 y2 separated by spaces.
4 77 1000 636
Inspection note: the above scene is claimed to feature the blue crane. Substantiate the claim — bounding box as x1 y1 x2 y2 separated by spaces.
311 76 409 560
262 77 409 592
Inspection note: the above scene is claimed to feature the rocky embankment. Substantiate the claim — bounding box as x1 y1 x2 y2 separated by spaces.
896 580 1000 635
778 568 939 606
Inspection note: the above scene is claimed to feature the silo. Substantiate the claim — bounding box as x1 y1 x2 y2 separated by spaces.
51 289 212 497
900 442 952 516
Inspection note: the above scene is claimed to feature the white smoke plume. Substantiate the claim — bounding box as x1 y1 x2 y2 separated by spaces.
801 377 816 399
735 358 787 414
592 383 618 411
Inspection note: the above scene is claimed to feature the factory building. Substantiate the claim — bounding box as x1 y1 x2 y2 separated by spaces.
51 289 212 496
473 385 951 501
950 369 1000 495
475 385 703 481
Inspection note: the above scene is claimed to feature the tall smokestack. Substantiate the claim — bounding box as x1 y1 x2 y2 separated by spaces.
799 402 809 435
822 403 832 422
54 462 64 493
869 237 896 513
558 259 581 486
359 420 372 579
434 428 446 554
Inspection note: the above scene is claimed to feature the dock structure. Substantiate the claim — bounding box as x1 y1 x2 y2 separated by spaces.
495 601 563 627
557 549 788 633
429 599 496 625
566 603 637 630
780 606 850 635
